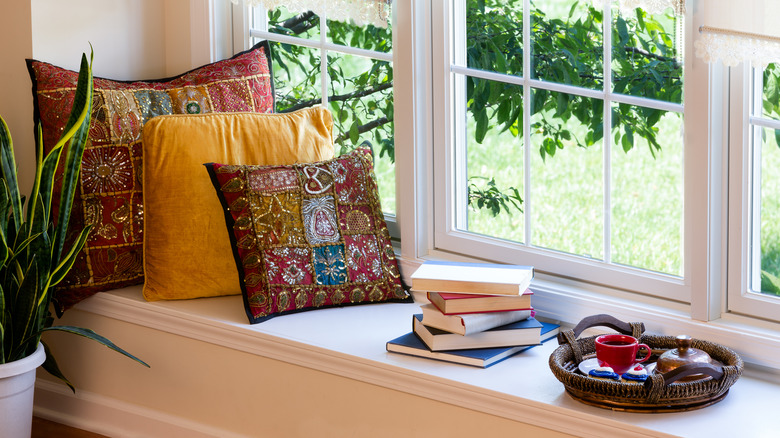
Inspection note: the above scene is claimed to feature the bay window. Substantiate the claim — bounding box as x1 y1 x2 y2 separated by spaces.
230 0 780 337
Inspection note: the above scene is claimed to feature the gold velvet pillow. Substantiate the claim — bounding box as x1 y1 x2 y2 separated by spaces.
142 108 335 301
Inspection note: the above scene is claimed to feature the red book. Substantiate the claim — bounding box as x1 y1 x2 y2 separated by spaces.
427 289 533 315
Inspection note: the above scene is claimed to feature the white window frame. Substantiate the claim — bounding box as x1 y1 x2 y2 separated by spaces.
224 0 780 369
429 0 708 306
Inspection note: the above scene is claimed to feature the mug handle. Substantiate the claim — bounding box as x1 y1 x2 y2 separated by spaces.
635 343 652 363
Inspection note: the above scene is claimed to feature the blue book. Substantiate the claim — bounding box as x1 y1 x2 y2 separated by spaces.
386 320 560 368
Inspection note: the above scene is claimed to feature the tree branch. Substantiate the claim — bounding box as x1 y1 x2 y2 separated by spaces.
624 46 682 68
272 11 318 36
334 117 392 144
281 81 393 113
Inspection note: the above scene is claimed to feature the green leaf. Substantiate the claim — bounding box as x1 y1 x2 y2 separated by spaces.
0 117 22 232
11 258 38 361
53 52 93 265
42 326 150 368
349 121 360 144
49 225 91 290
475 108 489 144
622 127 635 152
497 99 511 127
775 129 780 150
40 341 75 393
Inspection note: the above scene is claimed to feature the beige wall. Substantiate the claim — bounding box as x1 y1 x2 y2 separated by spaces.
0 1 34 196
695 0 780 38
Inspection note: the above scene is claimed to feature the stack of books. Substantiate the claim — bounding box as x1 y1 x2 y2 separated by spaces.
386 261 560 368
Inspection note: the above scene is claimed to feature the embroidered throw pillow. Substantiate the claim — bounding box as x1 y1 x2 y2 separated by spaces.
27 41 274 312
206 147 410 323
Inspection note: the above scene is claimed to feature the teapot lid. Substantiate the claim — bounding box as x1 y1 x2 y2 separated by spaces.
655 335 713 373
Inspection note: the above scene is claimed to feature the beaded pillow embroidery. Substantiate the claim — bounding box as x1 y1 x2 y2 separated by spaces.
206 147 410 324
27 41 275 312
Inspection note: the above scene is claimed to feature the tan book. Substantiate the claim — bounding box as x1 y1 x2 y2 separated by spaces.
427 290 533 315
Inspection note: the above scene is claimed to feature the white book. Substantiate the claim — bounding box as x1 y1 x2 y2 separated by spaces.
410 261 534 296
420 304 533 336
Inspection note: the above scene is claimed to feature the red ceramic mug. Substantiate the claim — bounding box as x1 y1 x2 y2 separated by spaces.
594 334 652 375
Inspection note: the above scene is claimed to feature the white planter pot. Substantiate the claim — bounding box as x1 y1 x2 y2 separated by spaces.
0 344 46 438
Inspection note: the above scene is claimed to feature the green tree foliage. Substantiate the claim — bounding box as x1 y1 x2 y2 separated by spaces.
266 1 685 215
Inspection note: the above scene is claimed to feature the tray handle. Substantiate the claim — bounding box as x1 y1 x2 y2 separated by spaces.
557 314 645 365
645 363 725 404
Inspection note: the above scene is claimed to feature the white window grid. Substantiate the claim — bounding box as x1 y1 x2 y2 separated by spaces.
433 0 691 302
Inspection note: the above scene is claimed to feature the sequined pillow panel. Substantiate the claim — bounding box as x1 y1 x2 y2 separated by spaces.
27 40 275 312
206 147 410 324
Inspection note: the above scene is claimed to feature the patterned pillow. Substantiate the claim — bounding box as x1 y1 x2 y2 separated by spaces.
27 41 275 312
205 147 410 323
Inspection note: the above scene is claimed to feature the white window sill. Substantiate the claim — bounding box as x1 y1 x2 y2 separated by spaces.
75 285 778 438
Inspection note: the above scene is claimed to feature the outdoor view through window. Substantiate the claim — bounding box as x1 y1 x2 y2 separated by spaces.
451 0 684 276
249 1 780 302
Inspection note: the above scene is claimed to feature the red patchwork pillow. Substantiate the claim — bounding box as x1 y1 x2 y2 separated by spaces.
205 147 410 323
27 41 275 312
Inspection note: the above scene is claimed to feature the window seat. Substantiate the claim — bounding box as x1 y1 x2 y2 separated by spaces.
35 285 778 437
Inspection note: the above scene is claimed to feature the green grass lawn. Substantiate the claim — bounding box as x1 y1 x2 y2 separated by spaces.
462 99 684 276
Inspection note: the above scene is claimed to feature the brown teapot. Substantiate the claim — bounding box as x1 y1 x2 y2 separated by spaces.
655 335 717 381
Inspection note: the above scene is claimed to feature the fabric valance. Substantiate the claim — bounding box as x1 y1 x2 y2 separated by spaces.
695 26 780 68
591 0 685 15
231 0 391 28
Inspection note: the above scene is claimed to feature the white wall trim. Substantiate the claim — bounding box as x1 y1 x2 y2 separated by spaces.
34 379 248 438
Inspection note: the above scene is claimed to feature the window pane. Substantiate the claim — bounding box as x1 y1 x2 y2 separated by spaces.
465 0 522 76
327 53 395 213
611 6 683 103
531 0 603 88
462 78 525 241
530 91 603 258
267 7 320 40
327 19 392 53
611 109 683 275
759 127 780 296
265 42 321 112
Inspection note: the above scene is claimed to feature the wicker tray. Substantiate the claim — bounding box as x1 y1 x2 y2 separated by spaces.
549 314 743 413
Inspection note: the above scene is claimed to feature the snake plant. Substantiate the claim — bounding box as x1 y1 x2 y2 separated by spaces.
0 51 148 391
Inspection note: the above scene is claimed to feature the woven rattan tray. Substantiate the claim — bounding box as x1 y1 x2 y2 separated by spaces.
549 314 743 413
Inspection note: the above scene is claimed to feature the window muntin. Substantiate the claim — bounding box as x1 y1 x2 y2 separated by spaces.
248 5 397 216
437 0 686 299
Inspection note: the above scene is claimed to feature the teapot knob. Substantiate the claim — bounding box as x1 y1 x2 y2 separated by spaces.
676 334 692 355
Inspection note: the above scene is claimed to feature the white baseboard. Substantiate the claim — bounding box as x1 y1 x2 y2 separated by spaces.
33 379 248 438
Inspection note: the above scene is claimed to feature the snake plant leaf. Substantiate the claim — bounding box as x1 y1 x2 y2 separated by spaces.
3 232 42 269
40 341 75 393
38 127 63 228
0 117 22 233
48 225 90 290
25 122 46 235
52 52 93 266
11 258 38 361
41 326 150 368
